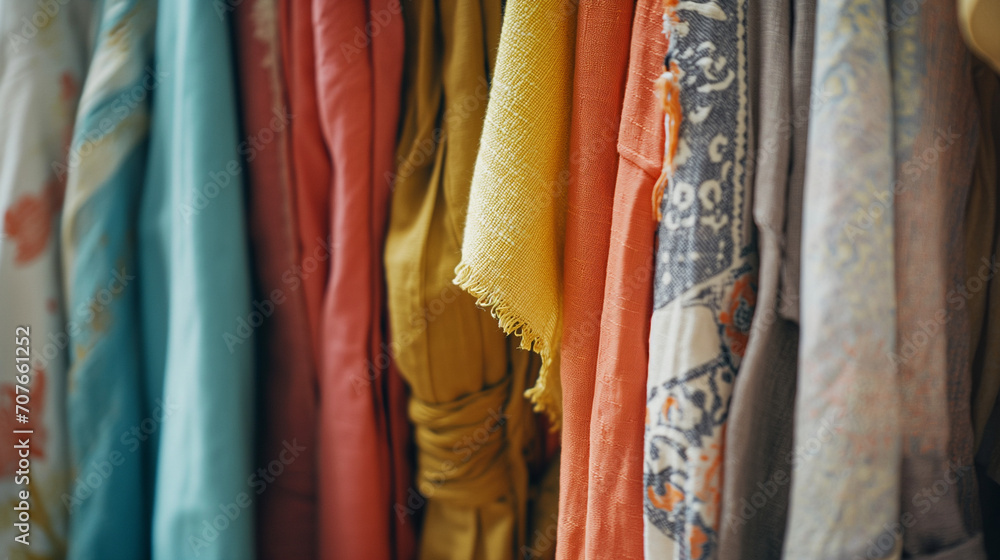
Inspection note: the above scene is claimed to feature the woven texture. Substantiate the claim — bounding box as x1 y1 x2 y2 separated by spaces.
455 0 578 427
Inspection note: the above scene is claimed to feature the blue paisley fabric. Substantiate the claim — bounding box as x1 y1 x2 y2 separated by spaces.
644 1 757 559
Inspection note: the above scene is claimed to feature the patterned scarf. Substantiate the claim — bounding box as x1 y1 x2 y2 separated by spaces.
644 0 757 558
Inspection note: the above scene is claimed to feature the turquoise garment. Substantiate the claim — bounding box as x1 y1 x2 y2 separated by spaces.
61 1 155 558
63 1 254 559
139 1 255 558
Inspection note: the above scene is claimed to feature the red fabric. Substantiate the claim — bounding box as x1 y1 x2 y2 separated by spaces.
557 2 634 559
283 0 332 356
312 1 414 559
233 2 319 558
585 1 665 557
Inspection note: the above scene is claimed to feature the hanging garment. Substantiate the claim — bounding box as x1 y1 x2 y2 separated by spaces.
138 1 255 557
967 53 1000 560
967 57 1000 484
385 1 547 559
891 1 985 556
643 0 757 558
557 1 633 559
0 2 91 558
233 1 318 558
959 0 1000 73
718 0 814 557
782 0 901 557
285 0 331 357
582 1 665 558
455 0 578 426
311 0 414 558
59 2 155 558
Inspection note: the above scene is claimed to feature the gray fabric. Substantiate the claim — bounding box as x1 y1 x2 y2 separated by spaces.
717 0 813 557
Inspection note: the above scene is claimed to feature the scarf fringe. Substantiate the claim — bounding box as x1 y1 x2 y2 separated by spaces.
454 262 562 431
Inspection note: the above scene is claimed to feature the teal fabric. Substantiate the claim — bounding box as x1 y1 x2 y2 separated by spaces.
62 1 155 558
63 1 254 558
139 1 255 558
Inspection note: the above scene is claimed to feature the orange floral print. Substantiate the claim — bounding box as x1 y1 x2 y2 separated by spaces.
647 479 685 512
720 275 757 357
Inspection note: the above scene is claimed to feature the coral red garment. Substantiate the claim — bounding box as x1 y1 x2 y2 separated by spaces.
233 2 319 558
312 1 415 559
557 2 634 559
585 1 664 557
282 0 332 356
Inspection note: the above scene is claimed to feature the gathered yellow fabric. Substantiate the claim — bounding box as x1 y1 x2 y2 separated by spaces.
455 0 577 427
959 0 1000 73
384 1 553 558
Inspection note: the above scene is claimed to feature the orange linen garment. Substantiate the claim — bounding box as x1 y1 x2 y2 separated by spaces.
312 1 415 559
557 1 634 560
586 1 665 557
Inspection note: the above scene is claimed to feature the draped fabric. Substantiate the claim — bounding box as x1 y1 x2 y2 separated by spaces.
784 1 992 557
233 1 317 558
643 0 756 558
718 0 813 557
783 0 901 556
455 0 578 426
891 1 984 556
967 53 1000 560
311 0 414 558
138 1 255 557
60 2 154 558
583 1 664 558
385 1 548 558
285 0 330 358
0 2 91 558
557 1 633 558
967 58 1000 486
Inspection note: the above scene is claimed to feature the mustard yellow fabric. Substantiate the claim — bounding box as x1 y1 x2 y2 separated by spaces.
959 0 1000 73
384 1 551 558
454 0 577 427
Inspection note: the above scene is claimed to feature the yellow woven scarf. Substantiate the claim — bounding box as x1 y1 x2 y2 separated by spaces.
455 0 577 428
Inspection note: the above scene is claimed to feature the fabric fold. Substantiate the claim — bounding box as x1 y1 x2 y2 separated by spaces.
385 1 549 558
310 0 413 558
718 0 814 556
582 1 665 558
783 0 900 557
139 2 256 557
233 1 318 558
59 2 155 558
455 0 578 426
1 1 92 558
557 1 634 558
